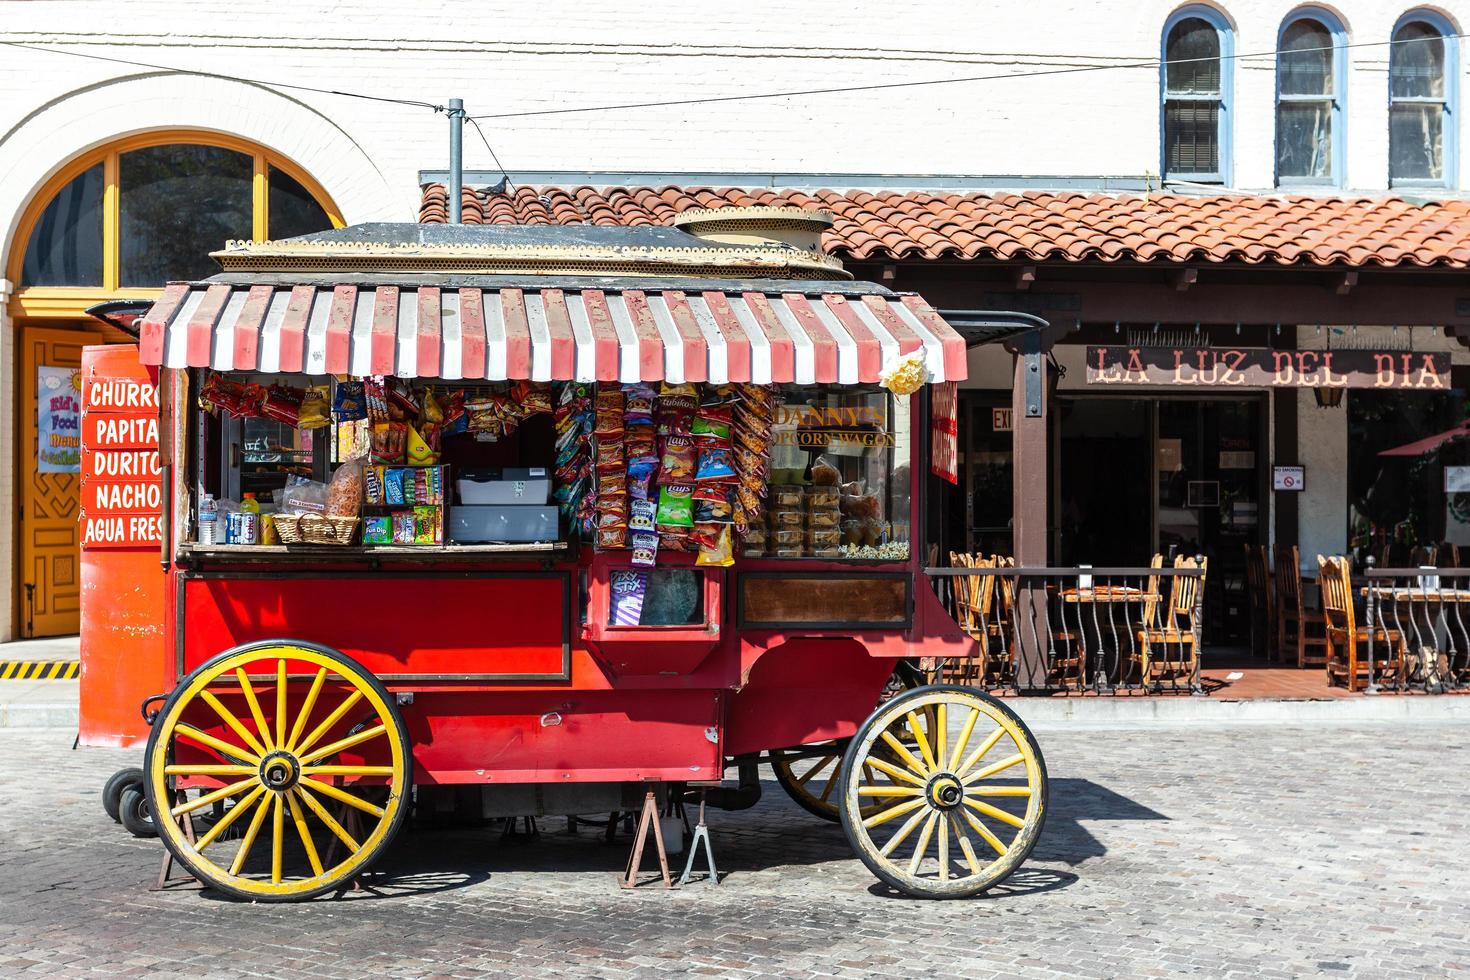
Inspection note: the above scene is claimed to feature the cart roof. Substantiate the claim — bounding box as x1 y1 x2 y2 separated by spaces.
128 221 1043 385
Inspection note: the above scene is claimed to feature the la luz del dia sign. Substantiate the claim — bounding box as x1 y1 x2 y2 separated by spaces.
1086 346 1451 389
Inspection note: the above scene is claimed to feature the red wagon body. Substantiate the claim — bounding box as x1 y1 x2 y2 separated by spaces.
80 214 1049 900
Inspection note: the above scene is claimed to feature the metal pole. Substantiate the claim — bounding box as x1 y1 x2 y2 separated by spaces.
448 97 464 224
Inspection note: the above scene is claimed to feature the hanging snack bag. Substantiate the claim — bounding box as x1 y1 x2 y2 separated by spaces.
693 485 735 524
655 483 695 527
385 378 419 417
696 526 735 567
630 533 659 568
513 380 553 415
623 384 657 426
696 447 737 484
692 404 733 443
625 430 658 466
406 426 437 466
594 438 625 472
332 380 367 422
626 460 658 501
298 385 331 429
657 530 695 553
629 498 658 534
595 525 628 550
656 385 696 436
371 421 408 464
660 436 697 482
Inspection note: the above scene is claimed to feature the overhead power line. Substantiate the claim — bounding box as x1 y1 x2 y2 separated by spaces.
468 32 1470 120
0 39 444 111
5 30 1466 131
466 116 515 193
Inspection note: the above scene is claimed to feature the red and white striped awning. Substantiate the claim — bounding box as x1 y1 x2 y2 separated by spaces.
137 283 968 384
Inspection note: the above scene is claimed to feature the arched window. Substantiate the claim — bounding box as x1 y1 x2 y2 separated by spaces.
1161 6 1233 184
1276 10 1347 186
1390 12 1458 187
13 133 341 293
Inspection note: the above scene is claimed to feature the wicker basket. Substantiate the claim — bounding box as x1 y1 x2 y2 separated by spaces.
273 513 358 546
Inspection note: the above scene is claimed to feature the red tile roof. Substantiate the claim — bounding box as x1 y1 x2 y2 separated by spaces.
418 183 1470 269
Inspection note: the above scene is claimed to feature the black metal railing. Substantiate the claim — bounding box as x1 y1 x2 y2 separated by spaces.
1361 562 1470 694
924 563 1208 695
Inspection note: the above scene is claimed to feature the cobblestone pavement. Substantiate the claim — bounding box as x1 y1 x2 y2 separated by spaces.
2 724 1468 979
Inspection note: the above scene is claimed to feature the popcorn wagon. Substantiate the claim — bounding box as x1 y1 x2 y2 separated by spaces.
80 207 1050 900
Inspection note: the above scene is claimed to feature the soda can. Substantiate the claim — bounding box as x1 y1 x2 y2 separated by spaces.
239 512 259 546
226 512 241 544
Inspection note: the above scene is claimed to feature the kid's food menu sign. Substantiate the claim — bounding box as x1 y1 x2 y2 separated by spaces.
37 367 82 473
80 375 163 549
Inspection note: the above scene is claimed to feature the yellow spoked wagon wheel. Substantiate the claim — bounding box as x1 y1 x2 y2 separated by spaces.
772 741 849 821
838 685 1047 899
772 663 924 822
143 640 411 902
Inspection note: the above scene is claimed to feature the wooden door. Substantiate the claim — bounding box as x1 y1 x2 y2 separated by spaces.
18 324 101 637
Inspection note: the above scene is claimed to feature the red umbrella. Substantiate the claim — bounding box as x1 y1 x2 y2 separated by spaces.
1378 421 1470 457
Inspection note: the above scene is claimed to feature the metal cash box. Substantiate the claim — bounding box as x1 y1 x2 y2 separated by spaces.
455 467 551 505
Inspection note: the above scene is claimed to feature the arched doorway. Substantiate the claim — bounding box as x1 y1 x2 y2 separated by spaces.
7 132 342 637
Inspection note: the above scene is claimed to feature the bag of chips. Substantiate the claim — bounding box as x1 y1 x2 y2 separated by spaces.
332 380 367 422
660 436 697 481
697 447 737 483
692 405 732 443
655 483 694 527
623 384 657 425
696 526 735 567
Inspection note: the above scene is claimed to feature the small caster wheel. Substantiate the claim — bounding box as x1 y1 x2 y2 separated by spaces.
104 767 145 823
119 786 157 838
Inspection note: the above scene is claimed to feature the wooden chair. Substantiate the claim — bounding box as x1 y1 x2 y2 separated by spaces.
945 553 1003 685
1316 554 1404 692
983 555 1017 686
1135 556 1207 688
1275 545 1327 668
1242 544 1274 659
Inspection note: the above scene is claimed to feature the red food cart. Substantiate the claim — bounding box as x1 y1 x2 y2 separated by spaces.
79 208 1049 900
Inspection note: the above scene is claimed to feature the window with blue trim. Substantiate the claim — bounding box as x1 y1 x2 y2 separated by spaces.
1276 11 1345 185
1162 9 1231 182
1390 15 1456 186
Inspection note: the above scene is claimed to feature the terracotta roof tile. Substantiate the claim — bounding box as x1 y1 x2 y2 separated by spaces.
418 184 1470 268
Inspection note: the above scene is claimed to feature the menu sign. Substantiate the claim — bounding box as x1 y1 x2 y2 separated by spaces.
37 366 82 473
1086 347 1451 389
81 374 162 550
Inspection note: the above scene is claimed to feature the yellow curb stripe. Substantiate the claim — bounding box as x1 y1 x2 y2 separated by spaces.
0 660 79 680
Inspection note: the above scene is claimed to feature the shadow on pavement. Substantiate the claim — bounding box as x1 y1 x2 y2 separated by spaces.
1029 776 1168 866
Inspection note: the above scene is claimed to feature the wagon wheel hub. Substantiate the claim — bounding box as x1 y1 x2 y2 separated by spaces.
258 751 301 792
926 773 964 810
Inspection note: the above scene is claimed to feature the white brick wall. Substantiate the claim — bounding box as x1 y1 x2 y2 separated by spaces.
1 0 1465 211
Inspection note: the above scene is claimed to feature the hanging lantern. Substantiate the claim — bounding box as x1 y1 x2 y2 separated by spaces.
1314 387 1345 408
879 349 929 396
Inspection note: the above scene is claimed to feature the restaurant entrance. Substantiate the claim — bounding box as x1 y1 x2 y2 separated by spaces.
1057 394 1267 643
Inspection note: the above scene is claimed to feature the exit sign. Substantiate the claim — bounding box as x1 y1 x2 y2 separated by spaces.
992 408 1013 432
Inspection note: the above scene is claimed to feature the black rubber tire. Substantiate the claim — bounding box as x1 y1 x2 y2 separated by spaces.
838 684 1049 899
118 786 157 838
144 638 412 903
103 767 145 823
